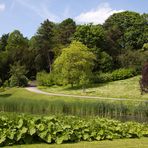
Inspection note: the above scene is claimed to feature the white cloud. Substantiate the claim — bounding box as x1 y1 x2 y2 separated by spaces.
0 4 5 12
75 3 124 24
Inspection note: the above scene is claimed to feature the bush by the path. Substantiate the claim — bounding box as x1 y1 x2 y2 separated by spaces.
0 113 148 147
93 68 137 83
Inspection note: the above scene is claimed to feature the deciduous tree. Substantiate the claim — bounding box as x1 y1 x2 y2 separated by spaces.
53 41 95 88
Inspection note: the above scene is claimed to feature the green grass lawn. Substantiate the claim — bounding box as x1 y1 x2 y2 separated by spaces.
5 138 148 148
39 76 148 100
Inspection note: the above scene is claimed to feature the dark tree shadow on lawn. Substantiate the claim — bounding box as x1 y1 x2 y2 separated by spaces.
63 82 110 91
0 94 12 98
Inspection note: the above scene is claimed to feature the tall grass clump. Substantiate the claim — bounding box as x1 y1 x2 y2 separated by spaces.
0 95 147 122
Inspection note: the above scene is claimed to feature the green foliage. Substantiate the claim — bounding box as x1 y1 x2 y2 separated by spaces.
111 68 137 81
58 18 76 45
9 63 28 87
0 114 147 147
104 11 148 50
6 30 29 64
0 50 9 82
3 80 9 87
0 33 9 52
73 24 105 49
118 50 148 71
0 30 30 83
92 72 112 83
53 41 95 87
0 11 147 85
10 75 28 87
34 19 55 72
36 71 54 86
142 43 148 51
88 48 113 72
93 68 137 83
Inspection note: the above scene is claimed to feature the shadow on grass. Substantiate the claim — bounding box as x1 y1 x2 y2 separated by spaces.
63 82 109 91
0 94 12 98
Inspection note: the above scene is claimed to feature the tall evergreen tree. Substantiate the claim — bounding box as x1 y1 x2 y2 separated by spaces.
58 18 76 45
34 19 55 72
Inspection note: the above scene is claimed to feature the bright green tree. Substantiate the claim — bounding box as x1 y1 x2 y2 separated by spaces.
53 41 95 89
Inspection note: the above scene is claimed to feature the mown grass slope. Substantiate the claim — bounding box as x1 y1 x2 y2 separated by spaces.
39 76 148 100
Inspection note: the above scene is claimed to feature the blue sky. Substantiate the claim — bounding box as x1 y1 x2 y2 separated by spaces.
0 0 148 38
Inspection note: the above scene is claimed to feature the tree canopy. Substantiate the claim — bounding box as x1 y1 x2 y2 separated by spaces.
0 11 147 86
53 41 95 87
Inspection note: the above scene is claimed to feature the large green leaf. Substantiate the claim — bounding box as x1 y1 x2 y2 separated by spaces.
29 127 36 135
37 124 45 131
17 119 24 129
0 135 6 144
38 131 48 139
56 136 64 144
46 134 52 143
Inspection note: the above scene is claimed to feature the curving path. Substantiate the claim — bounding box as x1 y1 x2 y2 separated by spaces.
25 87 148 102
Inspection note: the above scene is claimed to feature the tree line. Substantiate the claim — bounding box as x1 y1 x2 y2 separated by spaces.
0 11 148 87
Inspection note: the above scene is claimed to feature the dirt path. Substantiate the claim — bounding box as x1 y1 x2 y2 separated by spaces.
25 87 148 102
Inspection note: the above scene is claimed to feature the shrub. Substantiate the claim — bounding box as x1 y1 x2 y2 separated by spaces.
111 68 136 81
10 75 28 87
9 63 28 87
3 80 10 87
98 51 113 72
36 71 54 86
92 72 112 83
92 68 137 83
118 50 148 72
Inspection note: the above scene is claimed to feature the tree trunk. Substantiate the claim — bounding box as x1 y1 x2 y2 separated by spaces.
71 83 73 88
82 85 86 93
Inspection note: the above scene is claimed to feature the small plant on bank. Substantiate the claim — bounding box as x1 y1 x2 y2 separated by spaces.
9 63 28 87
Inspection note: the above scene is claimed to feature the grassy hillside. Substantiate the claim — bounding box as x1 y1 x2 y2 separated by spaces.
39 76 148 100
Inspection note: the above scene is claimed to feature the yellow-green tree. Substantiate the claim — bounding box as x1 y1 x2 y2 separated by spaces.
53 41 95 88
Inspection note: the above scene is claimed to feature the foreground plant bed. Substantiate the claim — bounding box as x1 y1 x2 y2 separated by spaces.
0 113 148 147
